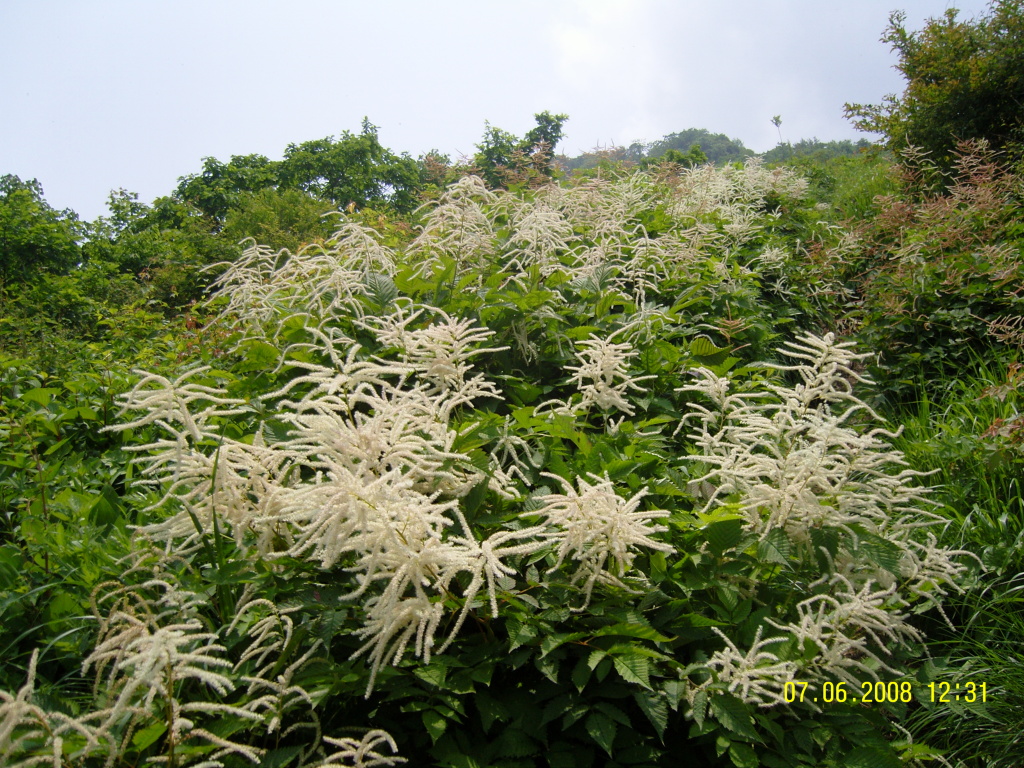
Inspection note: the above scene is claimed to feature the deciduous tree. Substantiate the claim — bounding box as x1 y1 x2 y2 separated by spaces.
0 175 82 291
846 1 1024 170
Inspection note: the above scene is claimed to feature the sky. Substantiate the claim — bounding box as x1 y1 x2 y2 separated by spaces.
1 0 996 222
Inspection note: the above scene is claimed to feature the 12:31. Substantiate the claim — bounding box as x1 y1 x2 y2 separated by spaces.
929 681 987 703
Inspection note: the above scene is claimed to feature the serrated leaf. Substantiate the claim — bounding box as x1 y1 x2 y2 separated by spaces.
854 529 904 575
690 336 730 358
535 652 560 683
506 616 537 651
710 693 759 740
729 741 759 768
594 701 631 727
476 691 506 733
562 701 591 729
413 663 447 688
841 746 902 768
692 688 708 729
89 484 124 528
540 694 573 727
259 745 303 768
705 517 744 554
571 657 592 692
131 720 167 750
585 712 617 756
757 527 791 564
593 622 670 643
494 726 537 758
541 632 586 657
612 651 652 690
363 271 398 310
20 387 61 406
634 692 668 739
238 340 280 372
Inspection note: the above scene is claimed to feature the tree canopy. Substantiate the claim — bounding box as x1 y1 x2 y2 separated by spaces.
474 111 568 187
846 0 1024 169
0 175 82 290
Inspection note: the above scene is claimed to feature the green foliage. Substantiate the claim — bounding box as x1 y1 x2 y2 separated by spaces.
474 111 568 188
175 153 278 224
278 118 421 213
221 188 336 251
2 165 972 768
0 359 136 690
890 357 1024 766
6 107 1023 765
847 141 1024 400
846 0 1024 172
640 144 709 171
761 138 873 165
645 129 754 166
0 175 83 291
783 148 898 223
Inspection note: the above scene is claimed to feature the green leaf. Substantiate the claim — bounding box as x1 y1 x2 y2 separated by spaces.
692 688 708 729
20 387 61 406
729 742 759 768
506 616 538 651
493 726 537 759
710 693 759 741
237 340 281 372
634 692 668 739
541 632 586 657
840 746 902 768
89 484 124 528
585 712 618 757
593 622 670 643
476 691 506 733
259 746 303 768
414 663 448 689
612 651 652 690
852 528 904 575
594 702 631 727
462 479 489 515
757 527 791 564
571 657 592 692
705 517 744 554
690 336 732 364
131 721 167 750
422 709 448 744
363 271 398 310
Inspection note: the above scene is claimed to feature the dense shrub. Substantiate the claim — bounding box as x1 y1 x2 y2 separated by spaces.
0 167 975 767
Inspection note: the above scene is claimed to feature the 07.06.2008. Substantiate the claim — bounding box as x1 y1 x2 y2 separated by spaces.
782 680 988 704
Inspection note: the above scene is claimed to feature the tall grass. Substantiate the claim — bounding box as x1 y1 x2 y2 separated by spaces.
887 353 1024 766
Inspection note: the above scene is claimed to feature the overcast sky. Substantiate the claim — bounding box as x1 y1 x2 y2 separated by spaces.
1 0 995 221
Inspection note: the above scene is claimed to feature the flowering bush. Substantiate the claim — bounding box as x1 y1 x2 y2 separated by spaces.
2 165 973 767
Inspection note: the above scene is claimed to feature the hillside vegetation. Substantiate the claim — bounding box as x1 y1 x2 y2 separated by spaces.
3 4 1024 766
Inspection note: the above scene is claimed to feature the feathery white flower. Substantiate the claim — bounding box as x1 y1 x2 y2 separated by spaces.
315 729 406 767
566 335 655 416
1 650 106 768
534 473 672 605
702 628 796 707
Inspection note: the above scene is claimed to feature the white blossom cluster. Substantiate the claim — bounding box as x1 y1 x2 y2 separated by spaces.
566 335 655 416
681 333 974 704
408 175 499 278
1 562 406 767
106 308 562 696
7 162 977 765
533 473 673 607
204 217 401 340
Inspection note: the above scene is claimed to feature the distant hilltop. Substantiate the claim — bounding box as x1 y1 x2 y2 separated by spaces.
559 128 873 170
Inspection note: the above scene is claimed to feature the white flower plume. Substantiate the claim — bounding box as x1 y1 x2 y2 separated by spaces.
534 473 672 606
